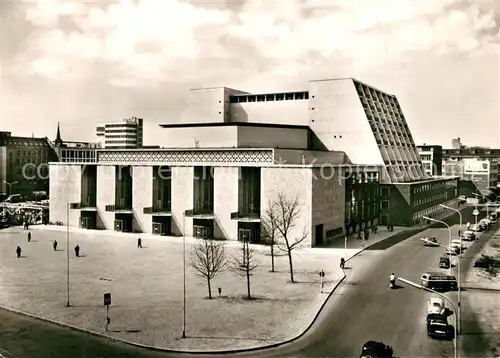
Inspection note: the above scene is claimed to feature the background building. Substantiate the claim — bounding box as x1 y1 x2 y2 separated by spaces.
442 143 500 197
0 131 58 199
417 144 443 176
50 78 459 246
96 117 144 149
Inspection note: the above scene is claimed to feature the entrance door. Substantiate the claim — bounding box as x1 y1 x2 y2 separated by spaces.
238 229 252 242
315 224 324 246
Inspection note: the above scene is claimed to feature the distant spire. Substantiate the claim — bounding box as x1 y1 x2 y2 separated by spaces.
55 122 63 146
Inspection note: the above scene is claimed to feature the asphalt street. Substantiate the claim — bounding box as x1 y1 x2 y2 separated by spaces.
0 205 494 358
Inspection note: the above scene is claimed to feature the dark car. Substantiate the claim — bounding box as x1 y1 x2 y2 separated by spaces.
427 314 452 339
439 256 451 269
360 340 394 358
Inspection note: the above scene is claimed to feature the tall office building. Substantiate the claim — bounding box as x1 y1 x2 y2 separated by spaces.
416 144 443 176
96 117 144 149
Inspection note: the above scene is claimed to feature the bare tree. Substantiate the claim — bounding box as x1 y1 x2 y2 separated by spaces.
261 201 279 272
231 238 258 299
189 238 228 299
273 192 308 283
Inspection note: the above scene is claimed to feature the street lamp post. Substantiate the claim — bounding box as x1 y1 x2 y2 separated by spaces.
66 202 70 307
398 277 457 358
182 211 186 339
423 215 461 333
2 180 18 196
439 204 462 238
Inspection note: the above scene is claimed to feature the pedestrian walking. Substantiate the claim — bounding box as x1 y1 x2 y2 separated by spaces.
340 257 345 269
16 246 21 258
74 245 80 257
53 240 58 251
137 237 142 248
27 232 31 242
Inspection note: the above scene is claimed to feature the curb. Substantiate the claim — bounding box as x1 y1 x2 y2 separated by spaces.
0 206 467 355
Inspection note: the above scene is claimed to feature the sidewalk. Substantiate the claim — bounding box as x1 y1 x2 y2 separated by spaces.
324 200 462 251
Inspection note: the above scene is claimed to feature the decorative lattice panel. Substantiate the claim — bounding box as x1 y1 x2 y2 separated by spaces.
97 150 274 164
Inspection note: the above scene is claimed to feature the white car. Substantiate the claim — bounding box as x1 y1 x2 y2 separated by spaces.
428 297 446 315
470 224 481 232
421 237 438 246
462 230 476 241
451 239 466 250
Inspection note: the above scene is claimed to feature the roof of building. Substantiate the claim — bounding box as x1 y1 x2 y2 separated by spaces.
0 136 51 147
158 122 310 130
274 149 354 165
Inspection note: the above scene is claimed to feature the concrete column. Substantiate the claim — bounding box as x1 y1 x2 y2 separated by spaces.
96 165 115 230
49 164 82 226
213 166 239 240
132 166 153 233
171 166 194 236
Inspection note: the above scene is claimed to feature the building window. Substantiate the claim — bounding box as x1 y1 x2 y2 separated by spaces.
381 187 389 197
381 201 389 209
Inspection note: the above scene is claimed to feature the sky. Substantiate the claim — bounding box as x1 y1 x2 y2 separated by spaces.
0 0 499 148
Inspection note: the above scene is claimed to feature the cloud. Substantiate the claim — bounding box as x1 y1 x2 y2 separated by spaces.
19 0 498 85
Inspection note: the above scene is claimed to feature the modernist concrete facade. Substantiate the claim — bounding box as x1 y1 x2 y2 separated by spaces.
49 146 379 247
49 77 458 245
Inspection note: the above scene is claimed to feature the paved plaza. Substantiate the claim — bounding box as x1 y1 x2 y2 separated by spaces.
1 225 354 351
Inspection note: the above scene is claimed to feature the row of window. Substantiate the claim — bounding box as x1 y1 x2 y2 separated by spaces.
9 158 46 166
104 140 137 144
414 182 445 193
10 149 48 158
104 129 137 134
229 91 309 103
414 193 446 206
105 124 138 128
105 135 138 139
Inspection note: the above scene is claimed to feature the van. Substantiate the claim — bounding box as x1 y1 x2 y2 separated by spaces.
421 272 457 291
427 297 446 315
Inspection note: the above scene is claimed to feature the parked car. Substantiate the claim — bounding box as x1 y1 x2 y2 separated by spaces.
421 272 458 291
488 214 497 223
427 314 452 339
474 255 497 268
359 341 394 358
427 297 446 315
421 237 438 246
462 230 476 241
469 224 482 232
445 245 461 255
439 256 451 269
451 239 466 251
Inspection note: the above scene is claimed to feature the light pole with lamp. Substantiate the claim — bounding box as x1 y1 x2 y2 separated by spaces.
423 215 461 333
439 204 462 238
66 202 70 307
182 210 187 339
398 277 457 358
2 180 18 196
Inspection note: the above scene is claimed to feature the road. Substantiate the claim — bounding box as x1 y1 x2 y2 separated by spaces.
0 206 494 358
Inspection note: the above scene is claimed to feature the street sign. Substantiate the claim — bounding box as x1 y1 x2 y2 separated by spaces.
472 209 479 216
319 270 325 278
104 293 111 306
